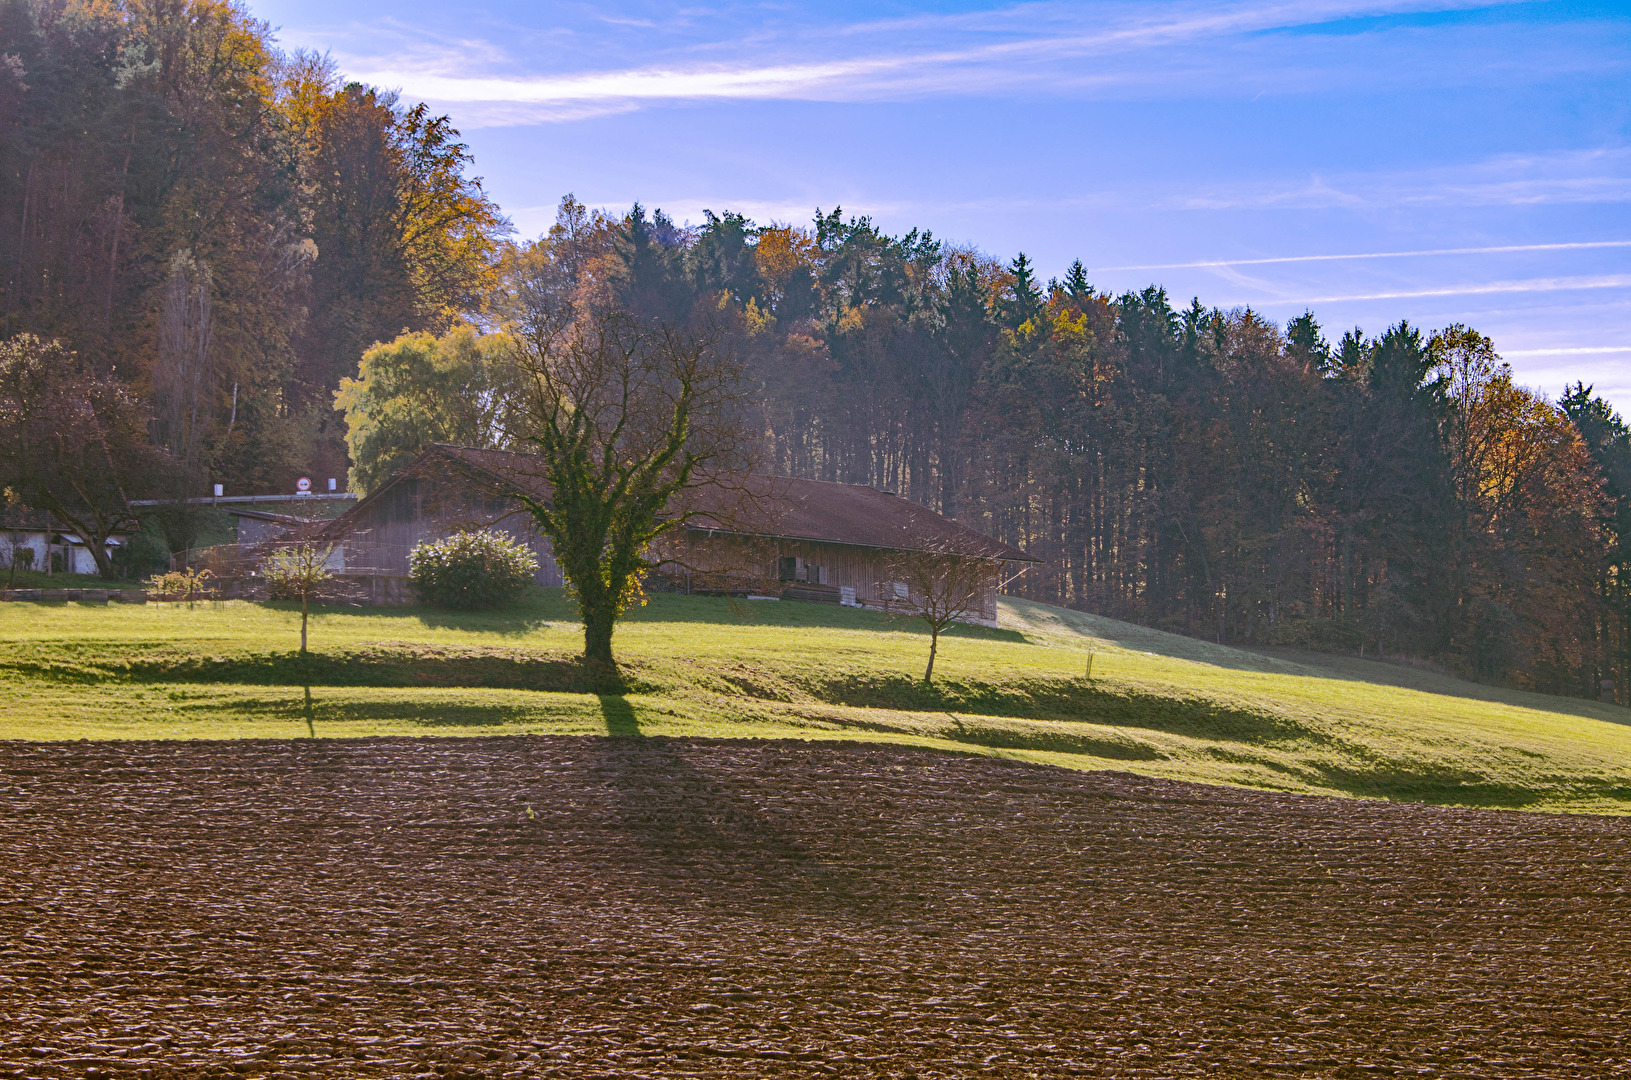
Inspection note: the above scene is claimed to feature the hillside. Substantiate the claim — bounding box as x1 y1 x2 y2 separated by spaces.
0 591 1627 813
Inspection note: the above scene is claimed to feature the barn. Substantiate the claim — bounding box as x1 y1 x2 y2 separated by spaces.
321 445 1034 624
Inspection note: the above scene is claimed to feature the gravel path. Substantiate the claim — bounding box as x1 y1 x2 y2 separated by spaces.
1 736 1627 1078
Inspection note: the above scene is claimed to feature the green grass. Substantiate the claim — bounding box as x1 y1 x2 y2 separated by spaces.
1 589 1628 813
0 568 137 589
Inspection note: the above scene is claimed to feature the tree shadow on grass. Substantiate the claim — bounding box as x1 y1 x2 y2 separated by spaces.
613 592 1029 642
599 694 641 737
815 672 1317 746
84 647 655 694
1245 645 1631 729
300 603 562 638
231 692 591 730
1299 762 1631 810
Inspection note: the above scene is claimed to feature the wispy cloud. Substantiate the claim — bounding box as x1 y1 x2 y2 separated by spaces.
342 0 1549 122
1255 274 1631 306
1097 240 1631 272
1502 345 1631 357
1165 149 1631 212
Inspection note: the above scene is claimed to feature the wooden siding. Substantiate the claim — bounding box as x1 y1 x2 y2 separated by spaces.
334 480 1003 624
336 478 565 587
669 532 1001 627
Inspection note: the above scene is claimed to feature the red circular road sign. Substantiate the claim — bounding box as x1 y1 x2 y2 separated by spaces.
296 476 312 493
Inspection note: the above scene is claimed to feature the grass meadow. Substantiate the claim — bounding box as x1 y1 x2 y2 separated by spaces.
2 588 1628 813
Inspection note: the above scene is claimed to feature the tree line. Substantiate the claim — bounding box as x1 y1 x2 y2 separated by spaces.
344 197 1628 699
0 0 503 518
2 0 1626 698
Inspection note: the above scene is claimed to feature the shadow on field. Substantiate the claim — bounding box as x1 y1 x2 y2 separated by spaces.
813 672 1316 746
318 587 576 636
230 690 590 731
4 644 653 694
599 694 641 737
1298 761 1619 809
937 716 1162 759
618 593 1029 643
1248 646 1631 728
587 728 868 912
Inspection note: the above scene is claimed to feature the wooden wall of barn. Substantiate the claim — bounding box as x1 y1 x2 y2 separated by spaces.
335 479 1002 624
668 532 1001 626
336 478 565 587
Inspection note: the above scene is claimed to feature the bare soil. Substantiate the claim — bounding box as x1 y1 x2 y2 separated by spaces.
0 736 1627 1079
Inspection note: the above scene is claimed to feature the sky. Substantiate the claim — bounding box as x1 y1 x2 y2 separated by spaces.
255 0 1631 408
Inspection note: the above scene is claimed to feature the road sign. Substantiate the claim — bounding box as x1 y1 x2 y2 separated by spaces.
296 476 312 494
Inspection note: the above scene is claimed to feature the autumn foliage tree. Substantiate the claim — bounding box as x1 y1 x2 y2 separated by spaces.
333 324 527 493
467 197 1626 699
0 336 165 578
0 2 505 495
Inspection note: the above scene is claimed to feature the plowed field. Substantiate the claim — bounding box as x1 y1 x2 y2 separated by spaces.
1 737 1627 1078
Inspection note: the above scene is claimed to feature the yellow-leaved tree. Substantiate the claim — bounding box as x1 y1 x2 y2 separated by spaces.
334 325 528 494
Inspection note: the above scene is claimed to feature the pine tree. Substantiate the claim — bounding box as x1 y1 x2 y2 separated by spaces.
1064 260 1093 301
997 253 1044 330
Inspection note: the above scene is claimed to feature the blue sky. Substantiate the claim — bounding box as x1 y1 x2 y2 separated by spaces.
257 0 1631 407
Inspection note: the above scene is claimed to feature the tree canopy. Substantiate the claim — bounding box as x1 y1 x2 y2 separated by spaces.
462 195 1626 699
0 0 505 495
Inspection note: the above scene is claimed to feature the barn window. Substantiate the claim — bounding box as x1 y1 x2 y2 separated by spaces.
778 556 797 581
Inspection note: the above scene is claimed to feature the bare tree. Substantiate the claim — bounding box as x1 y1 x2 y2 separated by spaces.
2 487 34 589
506 302 753 667
154 250 215 469
883 545 997 684
261 542 338 654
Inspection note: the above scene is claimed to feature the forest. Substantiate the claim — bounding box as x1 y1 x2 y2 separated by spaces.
2 0 1628 699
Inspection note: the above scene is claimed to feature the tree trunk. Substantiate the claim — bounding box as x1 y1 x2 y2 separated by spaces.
81 530 116 579
583 603 616 666
924 626 939 684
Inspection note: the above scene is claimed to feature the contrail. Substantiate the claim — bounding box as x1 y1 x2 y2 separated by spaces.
1502 346 1631 357
1253 274 1631 305
1096 240 1631 272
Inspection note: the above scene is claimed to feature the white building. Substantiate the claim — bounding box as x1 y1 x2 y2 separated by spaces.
1 512 125 576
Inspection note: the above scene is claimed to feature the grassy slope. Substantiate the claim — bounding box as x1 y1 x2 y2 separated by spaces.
1 589 1628 813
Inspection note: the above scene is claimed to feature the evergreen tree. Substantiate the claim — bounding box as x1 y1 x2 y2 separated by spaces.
997 253 1044 330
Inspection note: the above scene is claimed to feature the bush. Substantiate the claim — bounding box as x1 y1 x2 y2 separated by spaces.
145 567 215 602
409 530 538 610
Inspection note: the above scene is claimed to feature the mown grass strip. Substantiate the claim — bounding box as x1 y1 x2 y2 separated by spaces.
0 591 1627 814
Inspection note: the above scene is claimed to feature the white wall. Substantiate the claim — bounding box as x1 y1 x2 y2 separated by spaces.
1 533 48 572
2 532 114 576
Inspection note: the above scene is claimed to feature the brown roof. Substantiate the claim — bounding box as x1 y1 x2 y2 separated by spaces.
224 508 314 525
685 473 1036 561
0 507 132 537
329 445 1035 562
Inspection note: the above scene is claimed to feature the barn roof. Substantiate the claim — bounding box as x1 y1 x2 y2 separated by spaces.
224 508 313 525
0 507 132 538
687 473 1037 561
327 445 1036 562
